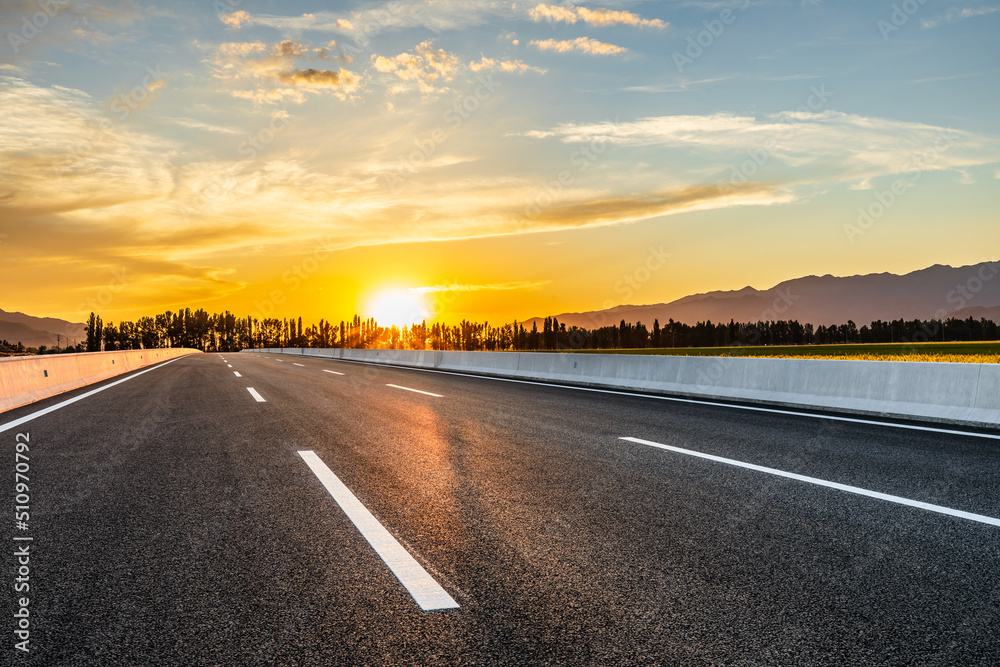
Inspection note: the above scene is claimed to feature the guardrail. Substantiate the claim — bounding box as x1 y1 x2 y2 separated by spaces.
0 349 201 413
248 347 1000 429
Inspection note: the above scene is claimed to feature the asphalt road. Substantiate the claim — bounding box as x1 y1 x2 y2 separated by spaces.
1 351 999 665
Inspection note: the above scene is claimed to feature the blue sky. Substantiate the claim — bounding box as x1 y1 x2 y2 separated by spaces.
1 0 998 323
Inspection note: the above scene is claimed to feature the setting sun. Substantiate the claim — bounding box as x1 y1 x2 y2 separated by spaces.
366 290 429 328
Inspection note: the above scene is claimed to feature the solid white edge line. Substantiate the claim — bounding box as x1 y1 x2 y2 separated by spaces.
246 387 266 402
317 357 1000 441
0 356 189 434
234 371 242 378
297 450 459 611
620 436 1000 527
323 370 345 376
386 384 443 398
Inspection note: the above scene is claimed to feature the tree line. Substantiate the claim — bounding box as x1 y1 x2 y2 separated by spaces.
71 309 1000 354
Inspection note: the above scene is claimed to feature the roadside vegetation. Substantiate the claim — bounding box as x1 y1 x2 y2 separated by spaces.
569 341 1000 363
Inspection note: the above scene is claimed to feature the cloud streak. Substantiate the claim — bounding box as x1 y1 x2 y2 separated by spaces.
529 4 666 28
921 5 999 29
524 110 1000 185
469 56 546 74
411 281 550 294
530 37 628 56
250 1 512 35
509 184 791 233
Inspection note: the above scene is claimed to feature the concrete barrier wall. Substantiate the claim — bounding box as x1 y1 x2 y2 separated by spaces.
246 348 999 428
0 348 201 413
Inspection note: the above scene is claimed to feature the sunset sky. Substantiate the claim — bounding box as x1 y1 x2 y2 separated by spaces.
1 0 998 326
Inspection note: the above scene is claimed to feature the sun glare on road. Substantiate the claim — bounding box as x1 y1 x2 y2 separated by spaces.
367 290 429 327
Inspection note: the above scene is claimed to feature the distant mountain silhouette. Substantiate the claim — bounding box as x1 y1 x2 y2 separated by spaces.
525 262 1000 329
0 309 86 348
949 305 1000 323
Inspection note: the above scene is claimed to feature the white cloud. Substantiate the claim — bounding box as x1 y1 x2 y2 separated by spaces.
248 1 662 38
0 75 785 272
469 56 546 74
622 76 734 93
372 40 459 94
524 111 1000 186
529 4 666 28
921 5 999 28
219 42 267 56
530 37 628 56
0 0 142 61
162 117 242 134
221 10 252 29
0 76 173 218
251 0 514 35
911 73 979 84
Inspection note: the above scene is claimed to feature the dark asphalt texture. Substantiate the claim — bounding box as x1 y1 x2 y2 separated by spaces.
1 351 999 665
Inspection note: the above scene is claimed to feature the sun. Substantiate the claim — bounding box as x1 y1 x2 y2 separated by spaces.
367 290 429 327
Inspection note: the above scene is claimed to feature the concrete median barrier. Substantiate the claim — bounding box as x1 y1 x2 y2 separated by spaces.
0 349 201 413
247 348 999 429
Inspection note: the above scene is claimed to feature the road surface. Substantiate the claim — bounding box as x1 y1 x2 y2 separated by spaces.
1 352 998 665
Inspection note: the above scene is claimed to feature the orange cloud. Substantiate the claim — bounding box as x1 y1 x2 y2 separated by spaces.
221 10 251 29
213 38 361 102
371 40 459 94
274 68 360 90
509 184 789 233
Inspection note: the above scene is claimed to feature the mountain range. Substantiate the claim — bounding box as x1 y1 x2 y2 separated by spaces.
525 262 1000 330
0 309 87 349
5 262 1000 347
